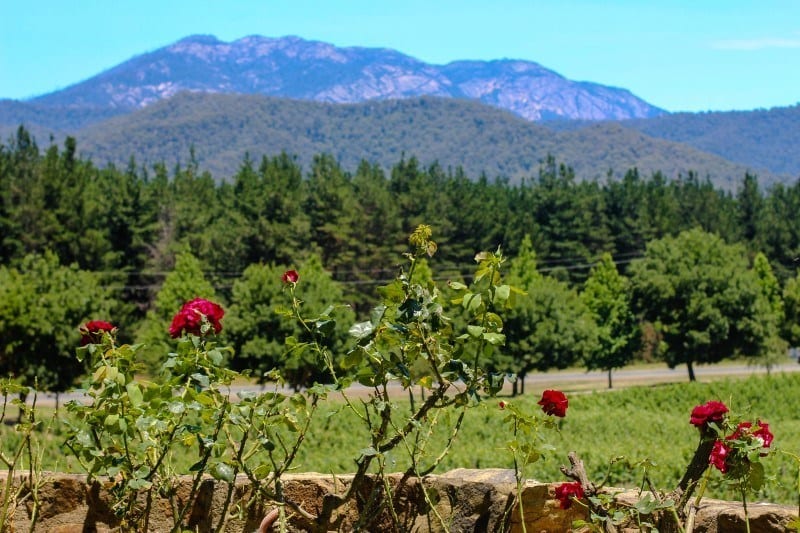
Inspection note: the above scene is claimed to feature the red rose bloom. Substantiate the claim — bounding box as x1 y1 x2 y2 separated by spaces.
729 420 774 454
554 481 584 510
282 270 299 284
753 420 774 449
538 389 568 417
690 400 729 428
498 401 507 410
80 320 115 346
169 298 224 338
709 439 731 473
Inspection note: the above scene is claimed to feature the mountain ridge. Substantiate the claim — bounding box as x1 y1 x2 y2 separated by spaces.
72 92 775 190
25 34 665 122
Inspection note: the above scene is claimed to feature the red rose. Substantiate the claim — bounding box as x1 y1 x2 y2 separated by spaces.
728 420 774 454
80 320 115 346
689 400 729 428
498 401 507 410
538 389 568 417
709 439 731 473
728 421 753 442
282 270 299 284
753 420 774 450
169 298 224 338
554 481 584 510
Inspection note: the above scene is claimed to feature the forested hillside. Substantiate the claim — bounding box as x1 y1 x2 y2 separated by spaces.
623 104 800 176
71 93 776 189
546 104 800 177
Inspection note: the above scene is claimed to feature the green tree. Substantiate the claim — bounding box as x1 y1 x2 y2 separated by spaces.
503 236 599 394
782 269 800 348
629 229 773 381
0 252 115 393
226 254 355 389
736 173 764 244
136 251 218 373
232 152 311 267
751 252 788 372
581 252 641 388
303 155 360 278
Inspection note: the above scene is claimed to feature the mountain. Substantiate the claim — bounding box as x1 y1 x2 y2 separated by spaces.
1 34 796 187
74 92 775 190
542 104 800 179
26 34 664 122
620 105 800 177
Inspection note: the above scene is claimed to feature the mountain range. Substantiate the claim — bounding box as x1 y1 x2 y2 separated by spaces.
24 34 665 122
1 34 797 188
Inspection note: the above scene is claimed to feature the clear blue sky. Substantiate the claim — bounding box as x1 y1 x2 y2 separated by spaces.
2 0 798 113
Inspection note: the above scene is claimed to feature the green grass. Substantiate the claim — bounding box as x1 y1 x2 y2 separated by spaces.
4 373 800 506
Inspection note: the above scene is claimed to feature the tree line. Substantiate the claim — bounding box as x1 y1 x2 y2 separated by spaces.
1 127 799 393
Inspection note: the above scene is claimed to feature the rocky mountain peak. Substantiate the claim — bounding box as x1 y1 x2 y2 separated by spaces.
29 35 665 121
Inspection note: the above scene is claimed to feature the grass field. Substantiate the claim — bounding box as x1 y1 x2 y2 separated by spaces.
3 371 800 507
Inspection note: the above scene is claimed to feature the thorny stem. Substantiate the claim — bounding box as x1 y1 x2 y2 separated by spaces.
512 416 527 533
742 488 751 533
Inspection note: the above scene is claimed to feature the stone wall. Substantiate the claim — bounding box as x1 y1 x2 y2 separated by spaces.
1 469 796 532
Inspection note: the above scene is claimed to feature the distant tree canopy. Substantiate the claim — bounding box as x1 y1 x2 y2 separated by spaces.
1 129 800 390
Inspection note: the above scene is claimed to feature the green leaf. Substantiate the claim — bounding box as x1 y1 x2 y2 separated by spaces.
349 321 374 340
207 349 223 366
126 382 144 408
494 284 511 303
315 319 335 336
191 373 210 388
212 462 235 483
482 332 506 345
462 292 482 312
467 325 485 338
342 348 364 369
253 464 272 480
104 414 119 429
359 446 379 458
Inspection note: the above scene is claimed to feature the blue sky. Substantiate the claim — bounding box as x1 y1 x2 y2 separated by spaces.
2 0 798 112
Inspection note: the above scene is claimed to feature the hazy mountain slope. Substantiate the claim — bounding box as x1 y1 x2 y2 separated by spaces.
74 92 774 189
622 105 800 177
0 100 126 143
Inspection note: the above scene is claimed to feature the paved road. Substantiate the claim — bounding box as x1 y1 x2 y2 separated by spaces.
21 361 800 407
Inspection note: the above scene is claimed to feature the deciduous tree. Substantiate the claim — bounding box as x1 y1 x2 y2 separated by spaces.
629 229 772 381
